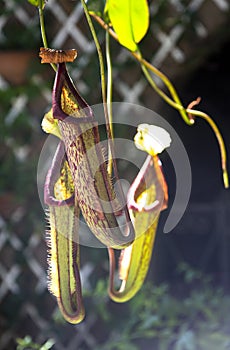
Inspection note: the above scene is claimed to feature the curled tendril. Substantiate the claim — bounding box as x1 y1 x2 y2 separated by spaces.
90 12 229 189
186 97 229 188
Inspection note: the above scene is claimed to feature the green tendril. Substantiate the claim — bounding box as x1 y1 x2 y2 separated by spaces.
38 0 56 71
90 13 229 188
81 0 132 231
106 30 114 175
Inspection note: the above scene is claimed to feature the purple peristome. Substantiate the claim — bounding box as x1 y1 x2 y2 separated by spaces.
47 62 135 248
52 63 93 121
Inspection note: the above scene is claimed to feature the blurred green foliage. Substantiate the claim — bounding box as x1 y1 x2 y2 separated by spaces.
90 264 230 350
16 264 230 349
0 0 40 50
16 336 55 350
0 85 43 199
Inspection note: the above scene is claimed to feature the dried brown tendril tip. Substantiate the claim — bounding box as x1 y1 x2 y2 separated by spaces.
39 47 77 64
187 97 201 123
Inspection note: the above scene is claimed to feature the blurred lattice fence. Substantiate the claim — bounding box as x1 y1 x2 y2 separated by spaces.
0 0 230 349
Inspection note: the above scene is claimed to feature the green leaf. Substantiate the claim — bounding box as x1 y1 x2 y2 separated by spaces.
27 0 46 9
107 0 149 51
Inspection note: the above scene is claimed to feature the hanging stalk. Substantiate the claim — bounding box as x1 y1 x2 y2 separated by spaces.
38 0 56 71
80 0 133 235
106 30 114 175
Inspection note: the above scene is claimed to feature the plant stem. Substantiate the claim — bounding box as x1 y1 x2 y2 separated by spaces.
186 108 229 188
90 13 229 188
136 53 191 124
80 1 107 115
106 30 114 175
38 0 56 71
137 46 228 187
137 51 191 125
91 13 191 124
80 0 113 165
81 0 133 235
